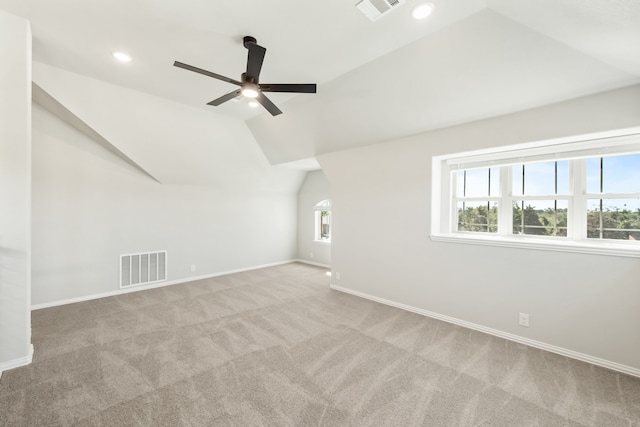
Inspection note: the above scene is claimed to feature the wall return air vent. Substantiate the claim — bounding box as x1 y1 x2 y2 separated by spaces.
356 0 405 21
120 251 167 288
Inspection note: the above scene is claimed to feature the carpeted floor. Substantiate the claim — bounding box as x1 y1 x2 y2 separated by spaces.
1 262 639 426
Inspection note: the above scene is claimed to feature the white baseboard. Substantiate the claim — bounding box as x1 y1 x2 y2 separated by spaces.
294 259 331 269
330 284 640 379
31 260 298 311
0 344 34 380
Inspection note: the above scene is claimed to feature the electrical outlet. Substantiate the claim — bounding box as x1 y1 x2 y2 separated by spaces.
335 272 341 280
190 265 196 272
519 312 529 327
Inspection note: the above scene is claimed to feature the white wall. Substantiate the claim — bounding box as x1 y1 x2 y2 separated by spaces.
0 10 32 372
320 84 640 372
31 100 302 306
297 170 331 267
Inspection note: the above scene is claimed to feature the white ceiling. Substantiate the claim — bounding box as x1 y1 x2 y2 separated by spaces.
2 0 640 165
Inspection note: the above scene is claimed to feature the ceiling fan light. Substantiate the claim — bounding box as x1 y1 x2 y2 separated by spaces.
412 3 434 20
241 85 259 98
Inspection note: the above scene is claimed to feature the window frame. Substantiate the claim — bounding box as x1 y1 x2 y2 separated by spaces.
431 128 640 258
314 200 332 244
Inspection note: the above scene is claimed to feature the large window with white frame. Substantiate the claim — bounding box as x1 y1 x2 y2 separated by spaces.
431 129 640 257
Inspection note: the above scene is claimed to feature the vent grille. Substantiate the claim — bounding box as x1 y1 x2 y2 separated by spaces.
356 0 405 22
120 251 167 288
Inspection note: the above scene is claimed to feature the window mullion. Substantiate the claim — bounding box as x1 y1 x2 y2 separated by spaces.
450 172 458 233
570 158 587 240
498 165 512 235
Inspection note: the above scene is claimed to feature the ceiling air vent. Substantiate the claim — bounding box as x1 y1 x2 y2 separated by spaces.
356 0 405 22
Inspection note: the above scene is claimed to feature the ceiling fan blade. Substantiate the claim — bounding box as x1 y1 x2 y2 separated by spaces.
207 89 242 106
256 92 282 116
174 61 242 86
260 83 317 93
246 43 266 80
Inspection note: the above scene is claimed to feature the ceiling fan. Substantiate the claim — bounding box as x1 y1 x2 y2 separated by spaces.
174 36 317 116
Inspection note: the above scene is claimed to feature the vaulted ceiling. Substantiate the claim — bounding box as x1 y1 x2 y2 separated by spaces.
2 0 640 168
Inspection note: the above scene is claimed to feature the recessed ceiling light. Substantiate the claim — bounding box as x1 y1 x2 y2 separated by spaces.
248 101 259 108
412 2 435 20
112 51 132 63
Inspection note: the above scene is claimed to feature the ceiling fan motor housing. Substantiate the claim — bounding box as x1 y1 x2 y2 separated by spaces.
241 72 258 85
243 36 257 49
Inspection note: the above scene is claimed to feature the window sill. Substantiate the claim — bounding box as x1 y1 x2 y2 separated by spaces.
430 233 640 258
313 240 331 246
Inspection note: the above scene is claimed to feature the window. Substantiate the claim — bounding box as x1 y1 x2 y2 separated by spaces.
431 129 640 257
314 200 331 242
586 154 640 240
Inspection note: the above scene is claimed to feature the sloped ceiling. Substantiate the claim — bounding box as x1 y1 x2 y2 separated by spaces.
248 8 639 164
488 0 640 76
2 0 640 169
33 62 305 191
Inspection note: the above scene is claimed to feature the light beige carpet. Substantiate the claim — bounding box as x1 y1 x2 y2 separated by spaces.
1 262 639 426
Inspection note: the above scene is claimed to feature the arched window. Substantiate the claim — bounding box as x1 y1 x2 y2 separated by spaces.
314 200 331 242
